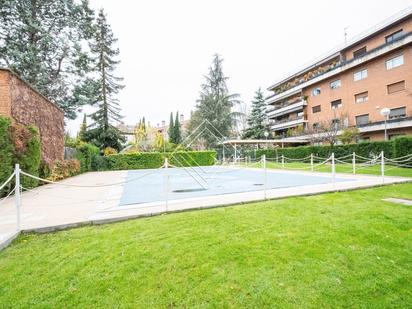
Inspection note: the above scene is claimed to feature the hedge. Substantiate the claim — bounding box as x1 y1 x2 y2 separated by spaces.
75 143 100 173
0 117 14 195
256 137 412 160
0 116 42 194
18 125 41 188
92 151 216 171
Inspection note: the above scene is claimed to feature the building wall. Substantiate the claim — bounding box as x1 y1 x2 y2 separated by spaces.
304 45 412 129
343 18 412 61
0 70 65 164
0 71 12 116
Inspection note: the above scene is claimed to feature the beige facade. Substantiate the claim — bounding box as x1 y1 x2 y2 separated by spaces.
266 9 412 142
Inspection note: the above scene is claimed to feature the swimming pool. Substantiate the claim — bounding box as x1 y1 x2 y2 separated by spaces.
119 166 351 206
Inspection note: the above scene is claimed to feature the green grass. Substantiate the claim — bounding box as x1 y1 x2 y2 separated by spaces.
247 161 412 178
1 184 412 308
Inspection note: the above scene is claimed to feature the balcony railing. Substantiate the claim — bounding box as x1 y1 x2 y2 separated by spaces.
270 116 307 131
269 31 412 97
267 100 307 118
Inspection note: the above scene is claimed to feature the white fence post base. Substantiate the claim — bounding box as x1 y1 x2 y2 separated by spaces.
381 151 385 184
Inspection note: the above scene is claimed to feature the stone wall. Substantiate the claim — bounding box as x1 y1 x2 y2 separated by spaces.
0 69 64 164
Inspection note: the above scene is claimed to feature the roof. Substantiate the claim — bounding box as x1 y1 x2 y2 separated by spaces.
0 67 64 114
267 5 412 91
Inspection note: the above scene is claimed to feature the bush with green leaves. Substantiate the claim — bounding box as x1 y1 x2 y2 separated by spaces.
92 151 216 171
75 143 100 172
393 136 412 158
0 117 14 195
256 140 396 160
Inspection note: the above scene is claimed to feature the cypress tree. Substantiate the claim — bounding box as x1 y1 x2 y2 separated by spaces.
168 112 175 143
174 112 182 144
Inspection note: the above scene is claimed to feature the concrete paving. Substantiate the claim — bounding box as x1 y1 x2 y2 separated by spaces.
0 168 410 250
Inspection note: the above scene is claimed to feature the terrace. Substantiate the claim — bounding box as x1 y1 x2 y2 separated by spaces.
266 30 412 103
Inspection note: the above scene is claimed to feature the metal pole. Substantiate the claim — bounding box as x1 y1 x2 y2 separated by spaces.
222 145 225 163
352 152 356 174
381 151 385 184
263 154 267 200
14 164 21 231
164 158 169 211
310 153 314 172
234 143 237 164
281 155 284 169
384 119 387 141
331 153 336 188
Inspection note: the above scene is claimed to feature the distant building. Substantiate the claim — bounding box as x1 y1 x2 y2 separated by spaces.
266 8 412 142
0 68 64 164
117 114 190 145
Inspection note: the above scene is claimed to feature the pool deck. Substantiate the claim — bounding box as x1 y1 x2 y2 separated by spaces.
0 167 411 250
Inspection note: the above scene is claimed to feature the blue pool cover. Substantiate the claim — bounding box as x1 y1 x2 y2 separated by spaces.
119 166 352 206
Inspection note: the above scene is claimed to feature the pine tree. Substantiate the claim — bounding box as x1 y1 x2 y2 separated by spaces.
168 112 175 143
174 112 182 144
83 9 125 151
78 113 87 142
188 54 241 148
0 0 95 119
243 88 268 139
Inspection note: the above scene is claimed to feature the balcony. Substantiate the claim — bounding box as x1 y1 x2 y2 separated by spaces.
357 116 412 133
267 99 307 118
270 116 307 131
267 31 412 103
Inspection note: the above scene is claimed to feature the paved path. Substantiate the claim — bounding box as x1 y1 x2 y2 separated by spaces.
0 168 410 249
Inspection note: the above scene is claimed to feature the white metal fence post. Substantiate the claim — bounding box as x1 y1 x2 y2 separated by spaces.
310 153 314 172
263 154 267 200
381 151 385 184
281 155 284 169
164 158 169 211
352 152 356 174
14 164 21 231
331 153 336 188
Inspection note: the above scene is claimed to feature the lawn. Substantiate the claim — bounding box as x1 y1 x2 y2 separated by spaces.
0 183 412 308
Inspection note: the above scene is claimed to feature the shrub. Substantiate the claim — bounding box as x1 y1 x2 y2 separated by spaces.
75 142 100 172
48 159 81 181
103 147 117 156
393 136 412 158
18 125 41 188
169 151 216 167
92 151 217 171
256 140 395 160
0 116 14 195
103 152 165 170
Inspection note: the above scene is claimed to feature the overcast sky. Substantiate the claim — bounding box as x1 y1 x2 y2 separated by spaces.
67 0 412 134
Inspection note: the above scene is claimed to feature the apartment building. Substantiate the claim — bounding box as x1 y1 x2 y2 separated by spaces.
266 8 412 142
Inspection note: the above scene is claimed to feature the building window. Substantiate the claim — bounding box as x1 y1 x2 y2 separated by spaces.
330 99 342 109
385 29 403 43
354 69 367 81
353 46 367 58
312 105 321 113
355 91 368 103
387 80 405 94
386 54 404 70
312 87 321 96
356 114 369 126
330 79 341 89
389 107 406 119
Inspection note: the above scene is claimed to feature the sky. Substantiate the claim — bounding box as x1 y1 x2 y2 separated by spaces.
67 0 412 135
